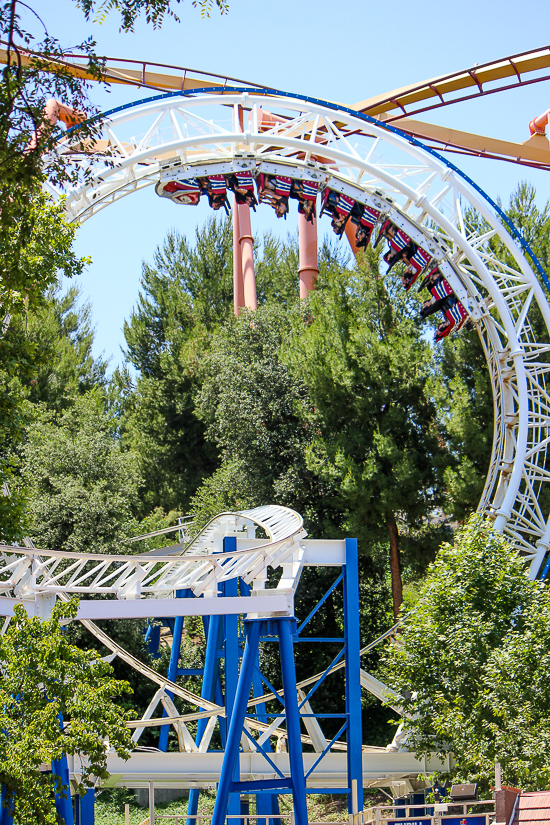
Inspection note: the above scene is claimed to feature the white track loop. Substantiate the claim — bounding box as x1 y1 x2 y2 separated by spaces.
47 89 550 576
0 506 305 598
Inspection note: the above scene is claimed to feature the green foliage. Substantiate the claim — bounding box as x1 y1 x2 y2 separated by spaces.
119 220 233 515
119 220 305 517
254 231 301 305
1 193 88 321
192 300 328 529
433 329 494 521
283 249 450 615
0 598 132 825
0 197 90 542
19 391 141 551
0 4 104 324
383 515 550 792
123 221 234 365
0 0 227 540
13 282 108 409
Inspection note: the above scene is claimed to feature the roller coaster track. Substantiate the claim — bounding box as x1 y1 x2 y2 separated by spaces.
36 86 550 578
355 45 550 122
3 44 549 169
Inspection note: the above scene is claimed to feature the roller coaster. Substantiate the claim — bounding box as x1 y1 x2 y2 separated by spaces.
2 43 550 825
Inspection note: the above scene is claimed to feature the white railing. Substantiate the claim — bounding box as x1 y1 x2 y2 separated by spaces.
125 802 497 825
362 799 496 825
126 813 296 825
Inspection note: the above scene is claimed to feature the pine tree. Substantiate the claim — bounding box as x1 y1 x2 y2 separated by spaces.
284 248 450 619
13 282 108 410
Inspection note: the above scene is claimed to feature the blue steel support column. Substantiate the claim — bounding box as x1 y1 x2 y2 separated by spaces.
75 789 95 825
187 613 222 825
253 662 281 825
159 590 187 752
211 619 262 825
223 536 241 819
277 618 308 825
0 787 14 825
52 752 75 825
241 581 280 824
344 539 363 815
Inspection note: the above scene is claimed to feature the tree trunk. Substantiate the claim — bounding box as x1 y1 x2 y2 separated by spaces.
386 511 403 621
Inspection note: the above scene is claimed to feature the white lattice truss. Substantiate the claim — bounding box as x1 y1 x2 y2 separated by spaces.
0 505 305 599
41 89 550 577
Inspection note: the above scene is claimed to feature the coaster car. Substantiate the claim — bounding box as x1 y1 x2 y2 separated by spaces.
374 217 398 248
351 204 381 248
227 171 258 209
434 300 469 342
401 246 432 290
256 173 292 219
290 179 319 224
200 175 230 214
320 188 360 236
156 177 203 205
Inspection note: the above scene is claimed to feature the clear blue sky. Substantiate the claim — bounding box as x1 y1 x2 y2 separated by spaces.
31 0 550 369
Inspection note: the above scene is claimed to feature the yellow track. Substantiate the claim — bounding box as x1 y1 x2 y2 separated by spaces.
2 43 549 169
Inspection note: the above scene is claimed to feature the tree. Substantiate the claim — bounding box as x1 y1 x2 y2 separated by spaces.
0 0 229 538
284 249 450 619
119 220 233 516
0 0 228 293
0 196 89 542
13 281 108 410
0 598 132 825
190 241 350 536
76 0 228 28
191 301 328 526
19 391 140 552
382 515 550 793
119 219 303 517
433 329 494 521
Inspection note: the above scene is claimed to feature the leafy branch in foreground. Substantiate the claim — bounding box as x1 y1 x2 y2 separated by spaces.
0 598 133 825
74 0 228 30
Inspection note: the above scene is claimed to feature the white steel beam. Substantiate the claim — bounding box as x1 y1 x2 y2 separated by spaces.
79 750 452 790
0 594 293 619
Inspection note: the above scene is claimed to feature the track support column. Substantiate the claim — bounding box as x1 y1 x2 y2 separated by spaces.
0 787 14 825
252 661 281 825
159 595 185 751
233 196 245 315
278 618 308 825
76 788 95 824
344 539 363 816
53 751 75 825
223 536 241 818
187 612 222 825
237 203 257 310
211 620 262 825
298 213 318 299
